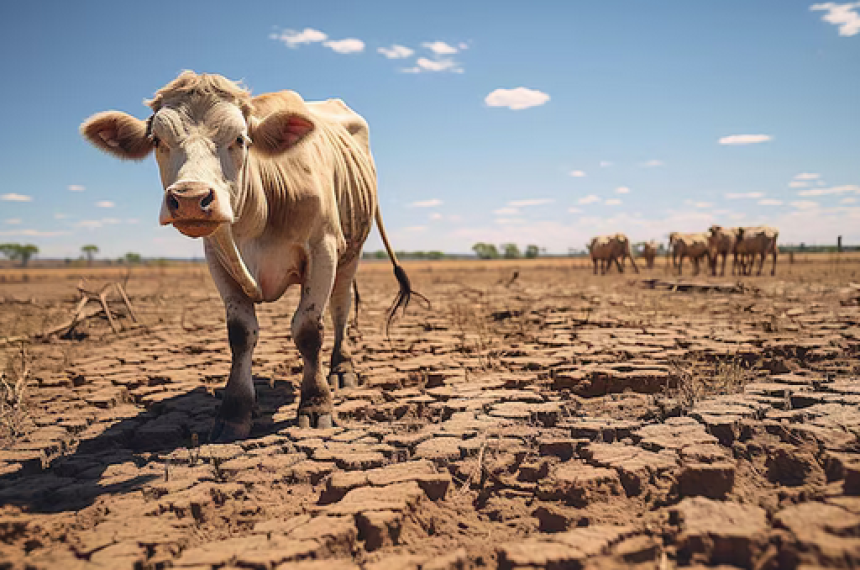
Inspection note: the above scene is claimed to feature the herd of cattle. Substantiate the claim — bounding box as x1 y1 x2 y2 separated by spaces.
588 225 780 277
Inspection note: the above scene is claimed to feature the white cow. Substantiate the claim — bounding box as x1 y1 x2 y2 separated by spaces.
81 71 423 440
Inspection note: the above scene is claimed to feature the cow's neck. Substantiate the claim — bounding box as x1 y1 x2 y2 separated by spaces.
204 157 269 302
232 156 269 240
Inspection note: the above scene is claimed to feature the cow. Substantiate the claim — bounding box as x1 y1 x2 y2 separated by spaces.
668 232 710 276
734 226 779 276
639 241 659 270
588 234 639 275
707 225 737 276
81 71 423 440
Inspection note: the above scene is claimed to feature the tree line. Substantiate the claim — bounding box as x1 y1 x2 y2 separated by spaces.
0 243 144 267
472 243 541 259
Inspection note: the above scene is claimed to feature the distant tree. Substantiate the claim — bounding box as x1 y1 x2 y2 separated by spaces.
0 243 39 267
502 243 521 259
124 252 142 264
81 244 99 265
472 242 500 260
525 244 540 259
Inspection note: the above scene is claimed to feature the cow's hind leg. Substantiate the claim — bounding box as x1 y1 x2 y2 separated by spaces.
294 237 338 429
328 257 360 390
206 246 259 442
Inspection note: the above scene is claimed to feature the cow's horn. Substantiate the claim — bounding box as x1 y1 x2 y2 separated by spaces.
206 225 263 302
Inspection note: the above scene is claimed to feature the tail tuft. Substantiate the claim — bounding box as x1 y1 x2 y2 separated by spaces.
385 264 430 335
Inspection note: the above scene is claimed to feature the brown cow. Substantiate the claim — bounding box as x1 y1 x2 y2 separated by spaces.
588 234 639 275
669 232 710 276
81 72 423 440
735 226 779 276
639 241 659 270
707 225 737 276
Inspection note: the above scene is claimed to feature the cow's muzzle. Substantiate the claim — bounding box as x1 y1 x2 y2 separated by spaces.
160 182 230 238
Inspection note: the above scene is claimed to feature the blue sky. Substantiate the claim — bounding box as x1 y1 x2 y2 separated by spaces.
0 1 858 258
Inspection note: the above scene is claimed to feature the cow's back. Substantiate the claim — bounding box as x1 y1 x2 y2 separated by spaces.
252 91 377 263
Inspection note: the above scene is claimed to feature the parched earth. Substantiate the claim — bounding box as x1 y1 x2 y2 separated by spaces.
2 261 860 569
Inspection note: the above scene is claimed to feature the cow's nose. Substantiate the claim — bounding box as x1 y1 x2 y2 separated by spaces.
165 182 216 219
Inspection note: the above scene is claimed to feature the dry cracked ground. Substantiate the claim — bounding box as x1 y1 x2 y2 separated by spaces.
2 260 860 569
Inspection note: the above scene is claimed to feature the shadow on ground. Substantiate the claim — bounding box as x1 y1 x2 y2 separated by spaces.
0 378 297 513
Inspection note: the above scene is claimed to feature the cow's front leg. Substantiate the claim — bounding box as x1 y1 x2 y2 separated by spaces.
294 237 338 428
328 257 360 390
206 247 259 442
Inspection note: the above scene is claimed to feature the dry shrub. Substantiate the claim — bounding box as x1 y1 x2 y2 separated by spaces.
666 354 758 415
448 300 496 370
0 344 31 442
712 355 757 395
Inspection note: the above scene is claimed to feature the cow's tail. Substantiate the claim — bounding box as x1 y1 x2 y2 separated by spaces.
375 206 430 334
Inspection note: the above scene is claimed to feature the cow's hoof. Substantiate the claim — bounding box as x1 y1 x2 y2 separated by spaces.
328 371 359 389
297 412 334 429
210 417 252 443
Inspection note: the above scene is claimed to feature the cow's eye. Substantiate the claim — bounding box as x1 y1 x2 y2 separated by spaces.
235 136 245 148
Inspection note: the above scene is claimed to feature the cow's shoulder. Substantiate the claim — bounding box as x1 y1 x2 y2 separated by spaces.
307 99 370 146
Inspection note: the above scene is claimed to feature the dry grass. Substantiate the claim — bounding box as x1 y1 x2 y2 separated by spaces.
0 344 31 442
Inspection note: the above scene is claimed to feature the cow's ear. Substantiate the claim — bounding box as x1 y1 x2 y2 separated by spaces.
249 111 316 157
81 111 153 160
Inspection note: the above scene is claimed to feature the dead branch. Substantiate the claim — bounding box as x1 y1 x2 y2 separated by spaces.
0 278 141 345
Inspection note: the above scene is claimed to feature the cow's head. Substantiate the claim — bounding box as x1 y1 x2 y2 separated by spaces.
80 71 316 238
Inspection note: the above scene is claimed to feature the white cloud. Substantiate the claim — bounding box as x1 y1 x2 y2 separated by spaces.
126 218 140 224
718 134 773 145
725 192 765 199
68 184 85 192
1 193 32 202
794 172 821 180
810 2 860 36
569 170 587 178
759 199 784 206
422 41 458 55
271 28 327 48
493 207 519 215
605 199 622 206
508 198 554 207
640 160 664 167
495 217 526 226
4 218 22 224
789 181 809 188
599 161 613 168
410 199 443 208
791 200 820 210
96 201 115 208
616 186 630 194
568 207 582 214
578 194 600 205
458 42 469 50
54 213 68 219
101 218 121 225
323 38 365 54
841 197 858 204
77 220 103 229
410 58 463 73
0 229 68 237
429 212 443 221
485 87 550 110
694 202 714 208
798 184 860 196
378 44 414 59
